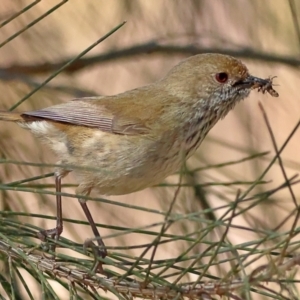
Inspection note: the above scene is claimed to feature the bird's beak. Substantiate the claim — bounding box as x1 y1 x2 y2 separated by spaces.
233 75 270 90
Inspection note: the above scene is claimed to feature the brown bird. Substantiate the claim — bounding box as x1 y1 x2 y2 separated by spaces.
0 53 278 267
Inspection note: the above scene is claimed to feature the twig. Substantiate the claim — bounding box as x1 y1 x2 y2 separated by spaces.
0 239 298 299
1 43 300 77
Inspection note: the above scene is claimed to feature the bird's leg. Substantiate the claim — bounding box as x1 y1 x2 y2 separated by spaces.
79 199 107 273
37 174 63 250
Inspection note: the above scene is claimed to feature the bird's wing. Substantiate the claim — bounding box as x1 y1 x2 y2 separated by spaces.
22 96 151 135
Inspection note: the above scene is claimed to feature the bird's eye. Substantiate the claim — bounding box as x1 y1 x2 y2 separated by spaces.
215 72 228 83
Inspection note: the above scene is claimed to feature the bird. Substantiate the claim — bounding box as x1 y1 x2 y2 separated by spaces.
0 53 278 271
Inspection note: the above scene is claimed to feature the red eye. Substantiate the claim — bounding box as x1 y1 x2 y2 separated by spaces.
215 72 228 83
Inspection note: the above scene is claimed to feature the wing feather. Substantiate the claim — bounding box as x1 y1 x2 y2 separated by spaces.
22 97 150 135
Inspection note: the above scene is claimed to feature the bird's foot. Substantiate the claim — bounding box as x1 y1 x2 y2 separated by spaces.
84 238 108 275
37 226 63 252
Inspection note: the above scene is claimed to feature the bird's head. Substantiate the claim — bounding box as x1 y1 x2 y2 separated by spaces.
162 53 277 119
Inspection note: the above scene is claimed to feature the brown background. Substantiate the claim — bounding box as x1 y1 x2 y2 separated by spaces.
0 1 299 298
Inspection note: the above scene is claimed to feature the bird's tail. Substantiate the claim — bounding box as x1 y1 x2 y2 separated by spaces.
0 111 24 122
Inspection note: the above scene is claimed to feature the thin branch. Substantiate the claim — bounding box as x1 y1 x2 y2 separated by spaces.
1 42 300 77
259 102 300 263
0 240 299 299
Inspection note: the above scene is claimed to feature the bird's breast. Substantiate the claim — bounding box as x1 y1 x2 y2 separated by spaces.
183 113 218 158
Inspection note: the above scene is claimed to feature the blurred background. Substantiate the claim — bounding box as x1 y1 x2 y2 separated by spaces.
0 0 300 299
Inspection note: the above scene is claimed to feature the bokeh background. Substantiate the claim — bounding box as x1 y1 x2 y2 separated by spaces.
0 1 300 299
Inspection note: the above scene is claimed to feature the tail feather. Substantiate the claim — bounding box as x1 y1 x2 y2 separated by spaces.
0 111 24 122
